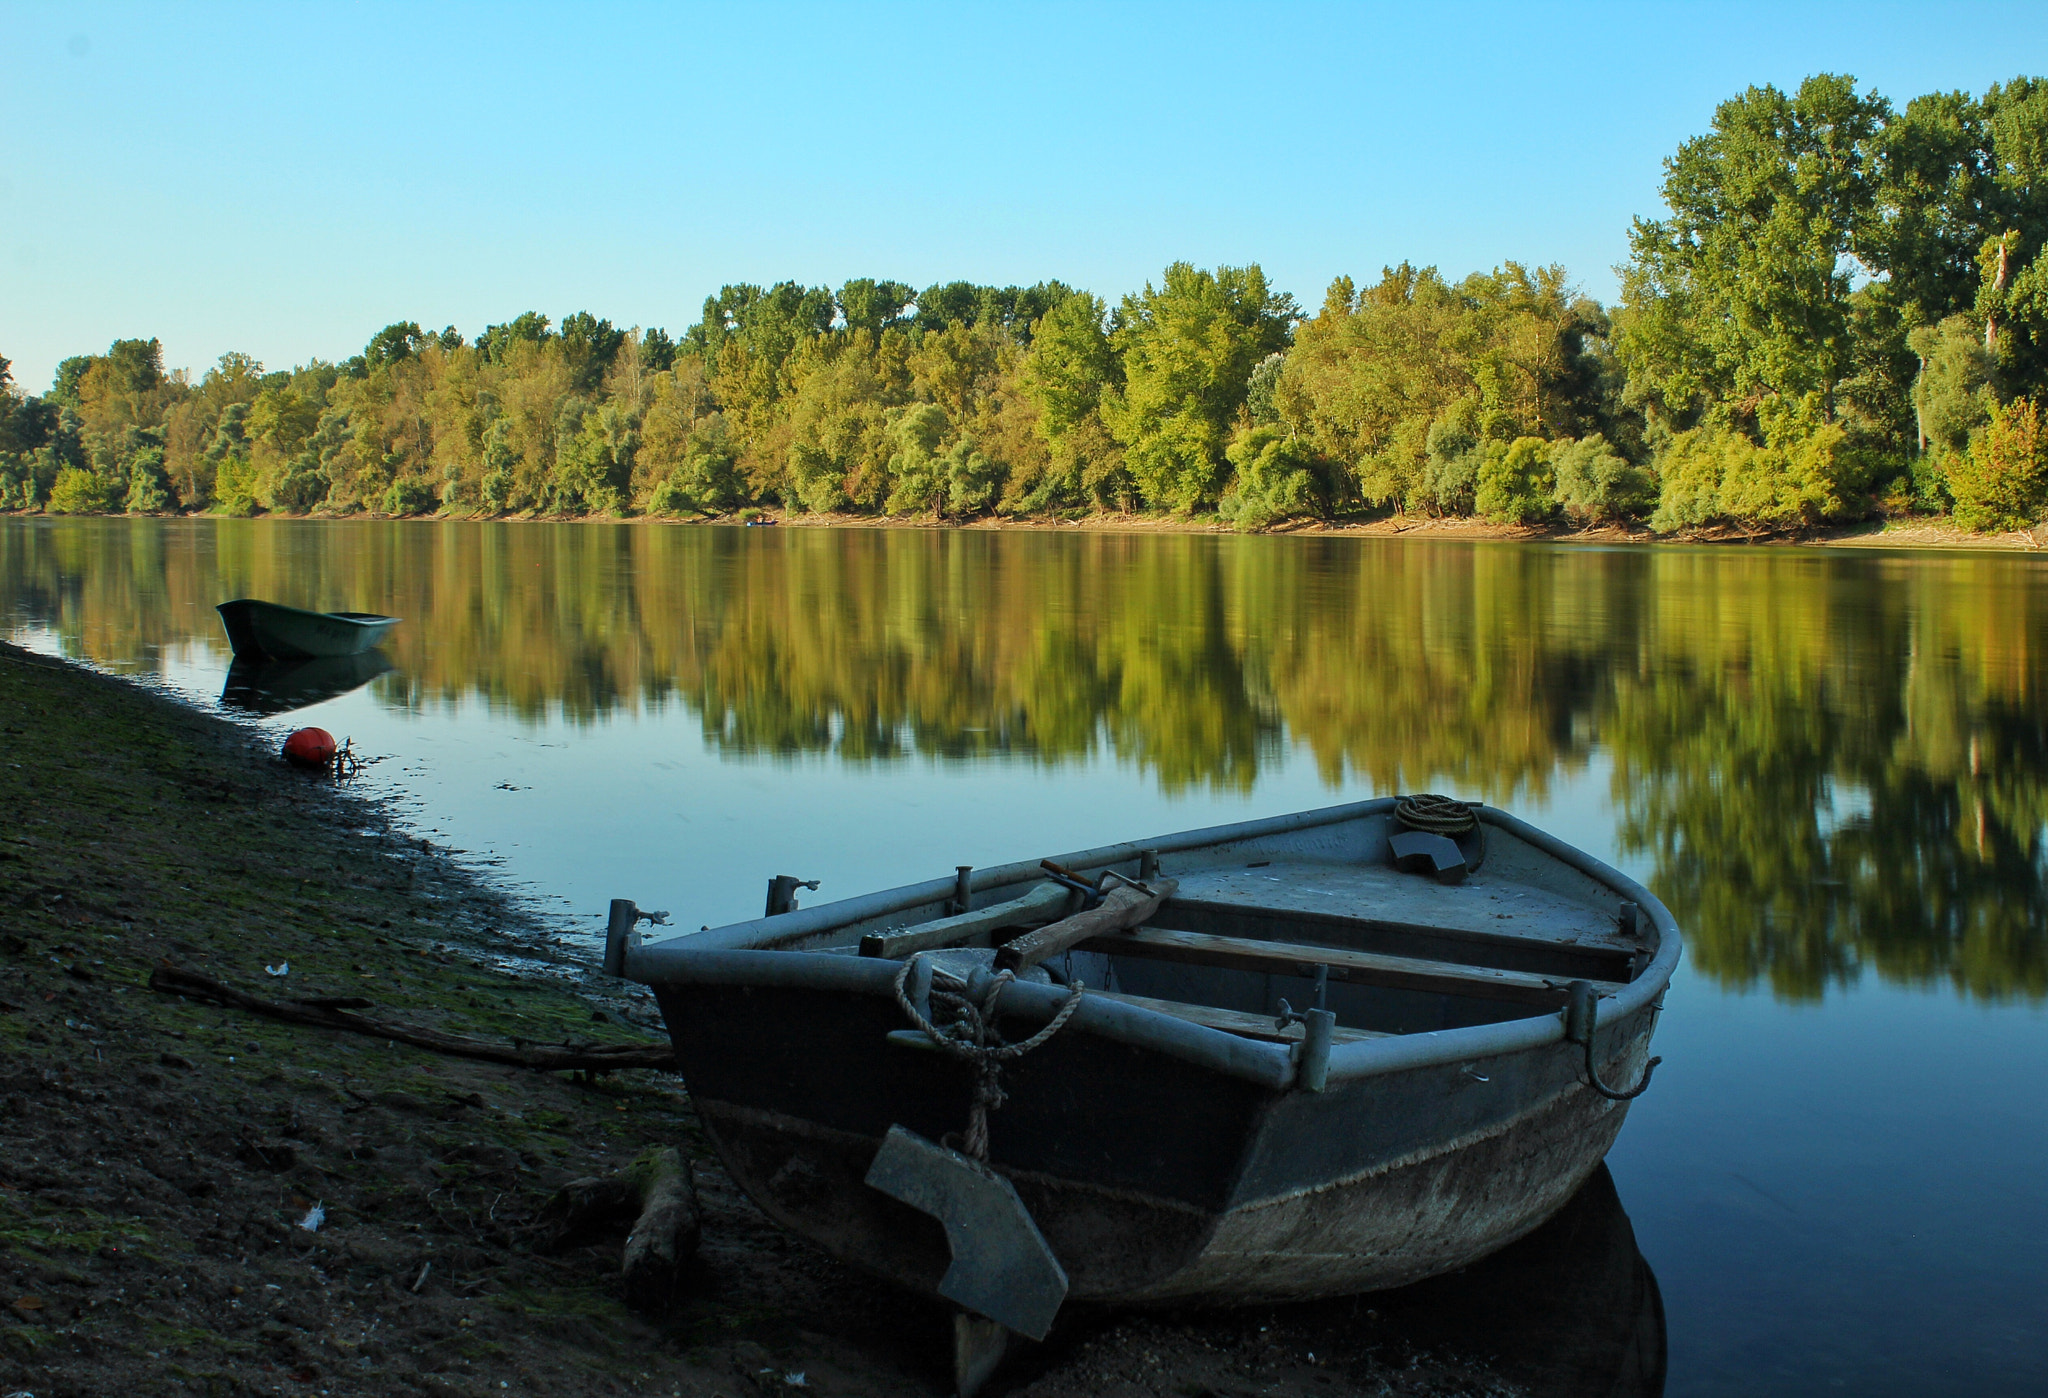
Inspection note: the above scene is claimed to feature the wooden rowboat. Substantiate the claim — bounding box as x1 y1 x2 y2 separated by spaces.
215 599 399 660
608 797 1679 1393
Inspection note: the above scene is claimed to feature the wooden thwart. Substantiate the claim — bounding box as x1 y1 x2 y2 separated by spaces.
1078 928 1623 1007
1159 895 1636 980
858 882 1069 959
1091 988 1387 1045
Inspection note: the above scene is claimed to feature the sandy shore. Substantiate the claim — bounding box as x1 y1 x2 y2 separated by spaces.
9 506 2045 551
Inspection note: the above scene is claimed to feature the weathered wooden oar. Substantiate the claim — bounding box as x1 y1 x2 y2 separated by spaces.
993 877 1178 974
858 881 1070 959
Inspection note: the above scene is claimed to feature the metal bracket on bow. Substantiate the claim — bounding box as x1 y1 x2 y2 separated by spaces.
1563 980 1661 1101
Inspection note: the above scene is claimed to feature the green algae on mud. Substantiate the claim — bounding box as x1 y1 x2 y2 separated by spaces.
0 640 750 1395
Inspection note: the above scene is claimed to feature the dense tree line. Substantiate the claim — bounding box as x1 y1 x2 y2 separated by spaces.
4 72 2047 533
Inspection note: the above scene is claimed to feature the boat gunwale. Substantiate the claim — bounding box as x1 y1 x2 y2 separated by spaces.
623 798 1681 1089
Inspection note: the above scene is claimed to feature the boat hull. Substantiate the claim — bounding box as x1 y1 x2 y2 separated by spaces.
654 976 1657 1304
624 799 1679 1317
216 599 398 660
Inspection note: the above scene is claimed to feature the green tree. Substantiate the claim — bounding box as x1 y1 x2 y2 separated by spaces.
1619 74 1890 431
1219 427 1323 530
1277 264 1610 514
1100 263 1295 511
1551 434 1656 522
1475 436 1556 523
46 466 115 514
1909 315 1997 459
1948 395 2048 530
364 322 427 370
558 311 627 394
781 334 902 513
836 279 916 337
882 402 950 515
474 312 552 363
1018 292 1122 512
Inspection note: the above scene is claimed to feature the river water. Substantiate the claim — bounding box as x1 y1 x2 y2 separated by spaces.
3 516 2044 1396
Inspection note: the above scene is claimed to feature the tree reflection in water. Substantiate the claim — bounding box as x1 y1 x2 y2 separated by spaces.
3 517 2044 1003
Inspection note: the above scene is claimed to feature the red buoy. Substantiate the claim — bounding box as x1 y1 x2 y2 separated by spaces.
283 727 337 769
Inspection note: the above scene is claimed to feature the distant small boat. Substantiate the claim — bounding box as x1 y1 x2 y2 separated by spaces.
215 599 399 661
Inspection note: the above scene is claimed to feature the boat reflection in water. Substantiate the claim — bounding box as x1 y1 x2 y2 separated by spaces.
1023 1163 1662 1395
1344 1163 1664 1396
218 651 394 717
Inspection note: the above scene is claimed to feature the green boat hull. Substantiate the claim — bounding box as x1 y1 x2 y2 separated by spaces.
215 599 399 661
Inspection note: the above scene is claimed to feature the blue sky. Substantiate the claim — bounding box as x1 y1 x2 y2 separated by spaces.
4 1 2044 390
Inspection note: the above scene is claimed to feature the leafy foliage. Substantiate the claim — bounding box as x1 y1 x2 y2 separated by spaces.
1475 437 1556 524
1552 435 1656 522
1100 263 1296 511
1948 396 2048 530
1220 427 1324 530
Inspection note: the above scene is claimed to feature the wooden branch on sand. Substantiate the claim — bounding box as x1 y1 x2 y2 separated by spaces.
539 1147 702 1310
147 961 678 1072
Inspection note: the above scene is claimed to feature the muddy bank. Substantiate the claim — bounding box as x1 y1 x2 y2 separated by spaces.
0 643 1661 1397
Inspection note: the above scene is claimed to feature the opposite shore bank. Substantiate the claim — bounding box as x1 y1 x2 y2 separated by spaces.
6 507 2047 551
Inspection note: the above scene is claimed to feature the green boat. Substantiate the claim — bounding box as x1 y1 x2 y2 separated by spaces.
215 599 400 661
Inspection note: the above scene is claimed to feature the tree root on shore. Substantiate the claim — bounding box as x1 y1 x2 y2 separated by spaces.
148 960 679 1072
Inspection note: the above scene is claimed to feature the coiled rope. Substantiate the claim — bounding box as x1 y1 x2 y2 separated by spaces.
1396 792 1485 870
1395 792 1476 834
892 958 1085 1160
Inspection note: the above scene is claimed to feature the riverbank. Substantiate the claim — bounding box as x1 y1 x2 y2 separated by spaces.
0 643 1650 1398
11 504 2043 550
0 641 728 1397
767 510 2048 550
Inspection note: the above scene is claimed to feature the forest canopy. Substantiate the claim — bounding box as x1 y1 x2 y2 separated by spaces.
5 72 2047 534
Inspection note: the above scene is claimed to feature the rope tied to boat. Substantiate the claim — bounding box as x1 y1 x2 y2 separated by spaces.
892 958 1085 1161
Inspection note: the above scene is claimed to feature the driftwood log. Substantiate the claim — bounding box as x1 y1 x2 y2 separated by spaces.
148 961 678 1072
539 1147 701 1310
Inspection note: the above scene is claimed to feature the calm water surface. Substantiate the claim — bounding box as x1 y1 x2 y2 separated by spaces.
4 517 2045 1396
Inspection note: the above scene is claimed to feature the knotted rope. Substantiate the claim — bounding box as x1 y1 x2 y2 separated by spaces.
892 958 1085 1160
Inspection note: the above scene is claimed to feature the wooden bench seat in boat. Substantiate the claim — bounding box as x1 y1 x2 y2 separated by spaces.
1159 863 1640 981
1077 926 1627 1008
